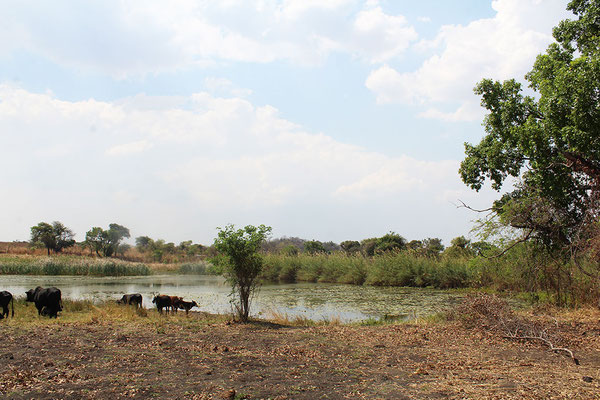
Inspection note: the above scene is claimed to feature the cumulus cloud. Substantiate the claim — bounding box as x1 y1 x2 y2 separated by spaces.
0 84 499 243
366 0 571 120
1 0 417 76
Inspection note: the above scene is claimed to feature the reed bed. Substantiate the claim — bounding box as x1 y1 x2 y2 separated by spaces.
177 261 215 275
261 252 474 289
0 255 151 276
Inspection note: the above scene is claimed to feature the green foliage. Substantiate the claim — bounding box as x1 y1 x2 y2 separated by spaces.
340 240 361 254
423 238 445 257
135 236 153 251
85 227 105 256
359 233 407 256
30 221 76 255
84 223 130 257
444 236 474 259
460 1 600 254
360 238 377 256
374 232 407 254
214 224 272 322
281 244 299 256
104 223 130 257
304 240 327 254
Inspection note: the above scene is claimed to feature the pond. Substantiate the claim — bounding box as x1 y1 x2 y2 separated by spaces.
0 275 465 322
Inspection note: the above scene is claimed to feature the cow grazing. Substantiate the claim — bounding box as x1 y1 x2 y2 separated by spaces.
25 286 62 318
0 291 14 319
152 295 172 314
117 293 142 308
178 300 198 315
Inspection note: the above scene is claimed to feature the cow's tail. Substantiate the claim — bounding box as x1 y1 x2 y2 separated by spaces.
10 296 14 317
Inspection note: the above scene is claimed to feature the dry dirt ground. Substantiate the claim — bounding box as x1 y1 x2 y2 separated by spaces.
1 311 599 400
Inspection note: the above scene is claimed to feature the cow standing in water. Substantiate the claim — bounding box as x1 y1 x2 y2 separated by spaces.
117 293 143 308
25 286 63 318
0 291 14 319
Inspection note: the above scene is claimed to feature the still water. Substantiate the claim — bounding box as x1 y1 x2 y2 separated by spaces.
0 275 464 322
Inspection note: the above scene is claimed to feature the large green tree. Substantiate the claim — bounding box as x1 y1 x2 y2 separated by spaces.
460 0 600 261
214 224 272 322
30 221 76 255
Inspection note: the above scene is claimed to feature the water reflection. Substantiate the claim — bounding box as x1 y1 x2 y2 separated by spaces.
0 275 464 322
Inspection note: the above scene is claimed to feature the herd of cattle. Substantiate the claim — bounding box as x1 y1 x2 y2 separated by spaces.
0 287 199 319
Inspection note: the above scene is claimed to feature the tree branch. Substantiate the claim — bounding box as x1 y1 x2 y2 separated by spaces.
503 333 579 365
454 199 494 213
479 229 534 259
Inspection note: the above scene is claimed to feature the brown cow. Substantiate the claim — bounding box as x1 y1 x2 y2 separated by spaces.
178 300 198 315
168 296 183 313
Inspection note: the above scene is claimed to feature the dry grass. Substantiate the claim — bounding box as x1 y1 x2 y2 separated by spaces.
1 304 599 399
264 308 343 326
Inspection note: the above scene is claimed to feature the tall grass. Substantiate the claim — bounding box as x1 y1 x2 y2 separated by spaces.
178 261 216 275
0 255 151 276
262 252 474 289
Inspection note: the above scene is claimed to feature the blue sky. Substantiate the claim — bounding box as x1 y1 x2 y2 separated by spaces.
0 0 572 246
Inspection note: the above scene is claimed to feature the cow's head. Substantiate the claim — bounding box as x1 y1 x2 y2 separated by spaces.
25 289 36 302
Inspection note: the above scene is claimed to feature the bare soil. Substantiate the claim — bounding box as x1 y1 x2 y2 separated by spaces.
1 312 599 399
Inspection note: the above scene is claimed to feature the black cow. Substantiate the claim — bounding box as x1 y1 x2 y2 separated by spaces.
178 300 198 315
117 293 142 308
152 295 172 314
0 291 14 319
25 286 62 318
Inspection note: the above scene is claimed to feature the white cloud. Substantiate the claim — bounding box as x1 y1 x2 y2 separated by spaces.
1 0 417 76
417 103 485 122
366 0 571 120
0 85 501 243
204 78 253 98
106 140 153 156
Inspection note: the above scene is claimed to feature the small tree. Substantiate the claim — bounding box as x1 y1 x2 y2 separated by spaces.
214 224 272 322
104 223 130 257
135 236 154 252
304 240 327 254
340 240 361 254
84 223 130 257
375 232 406 253
85 227 105 256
